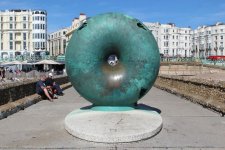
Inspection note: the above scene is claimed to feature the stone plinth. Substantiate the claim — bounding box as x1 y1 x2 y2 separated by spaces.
65 108 162 143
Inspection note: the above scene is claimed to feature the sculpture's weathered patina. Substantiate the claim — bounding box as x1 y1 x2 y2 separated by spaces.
66 13 160 106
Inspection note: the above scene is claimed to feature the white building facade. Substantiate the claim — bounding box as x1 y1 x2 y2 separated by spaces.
192 22 225 58
144 22 192 57
65 13 87 40
47 13 87 56
48 28 67 56
0 9 47 60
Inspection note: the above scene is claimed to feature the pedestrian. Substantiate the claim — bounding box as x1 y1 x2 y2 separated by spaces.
2 67 5 82
0 67 2 82
36 75 53 102
45 73 64 96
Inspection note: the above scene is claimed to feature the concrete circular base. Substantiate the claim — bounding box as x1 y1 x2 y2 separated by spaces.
64 108 163 143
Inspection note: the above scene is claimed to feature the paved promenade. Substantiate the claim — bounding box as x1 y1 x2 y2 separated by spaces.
0 87 225 149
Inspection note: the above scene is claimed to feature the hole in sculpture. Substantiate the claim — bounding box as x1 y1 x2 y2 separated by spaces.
78 22 87 30
107 55 119 66
137 22 147 30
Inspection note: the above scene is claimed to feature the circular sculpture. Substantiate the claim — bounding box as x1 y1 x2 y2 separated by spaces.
66 13 160 106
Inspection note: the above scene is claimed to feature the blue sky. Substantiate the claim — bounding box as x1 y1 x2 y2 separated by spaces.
1 0 225 33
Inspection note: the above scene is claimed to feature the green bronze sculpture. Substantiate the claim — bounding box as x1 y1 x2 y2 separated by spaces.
66 13 160 107
65 13 162 143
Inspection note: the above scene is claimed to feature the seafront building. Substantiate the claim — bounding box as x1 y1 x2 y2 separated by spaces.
144 22 225 58
144 22 192 57
47 12 225 59
65 13 87 40
47 13 87 56
192 22 225 58
47 28 67 56
0 9 47 60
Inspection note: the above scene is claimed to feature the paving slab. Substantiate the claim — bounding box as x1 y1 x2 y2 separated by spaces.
0 87 224 149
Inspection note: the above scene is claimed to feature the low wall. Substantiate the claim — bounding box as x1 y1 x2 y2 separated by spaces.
160 61 225 70
154 75 225 116
0 76 69 106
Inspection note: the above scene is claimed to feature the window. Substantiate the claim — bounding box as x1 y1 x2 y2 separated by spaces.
215 30 217 33
10 24 13 29
172 35 174 39
23 16 26 21
23 23 26 29
23 33 26 40
15 17 16 21
23 42 26 49
10 17 13 21
164 41 168 47
10 42 13 50
221 29 223 32
185 36 187 40
9 33 13 40
164 50 168 55
221 36 223 40
14 23 16 29
215 36 217 40
43 42 46 49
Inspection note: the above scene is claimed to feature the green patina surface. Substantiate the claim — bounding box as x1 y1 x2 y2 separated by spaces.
66 13 160 106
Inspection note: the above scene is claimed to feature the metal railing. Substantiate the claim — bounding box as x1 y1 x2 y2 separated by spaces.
0 55 54 63
160 57 225 67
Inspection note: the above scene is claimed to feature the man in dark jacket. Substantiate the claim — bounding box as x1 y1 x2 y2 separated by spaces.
36 75 53 101
45 73 64 96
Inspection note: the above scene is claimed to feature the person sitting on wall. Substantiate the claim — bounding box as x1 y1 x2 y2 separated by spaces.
0 67 6 82
45 73 64 96
36 75 53 102
2 67 6 82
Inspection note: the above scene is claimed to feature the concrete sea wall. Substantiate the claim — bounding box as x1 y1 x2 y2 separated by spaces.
0 76 71 119
155 75 225 116
0 76 69 106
